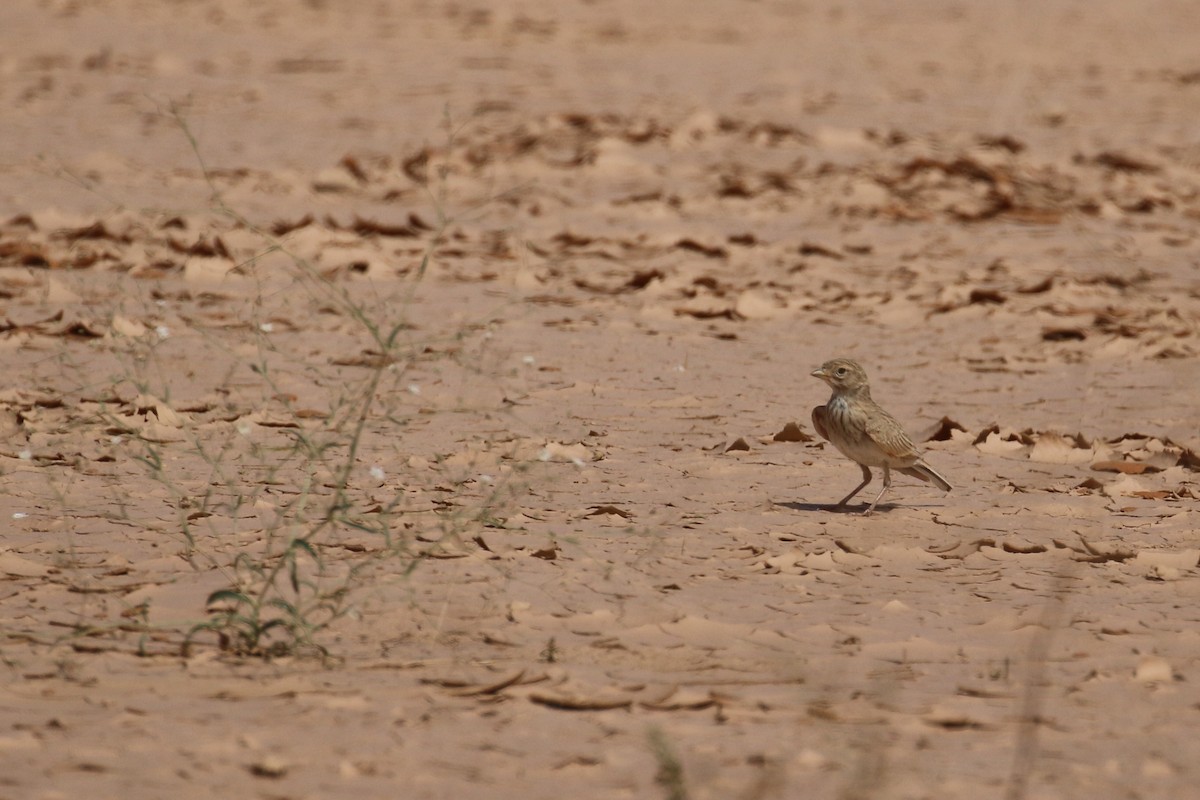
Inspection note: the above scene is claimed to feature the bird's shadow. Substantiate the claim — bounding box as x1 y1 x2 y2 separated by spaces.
775 500 898 515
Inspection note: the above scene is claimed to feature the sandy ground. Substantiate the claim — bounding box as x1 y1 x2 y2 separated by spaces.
3 1 1200 798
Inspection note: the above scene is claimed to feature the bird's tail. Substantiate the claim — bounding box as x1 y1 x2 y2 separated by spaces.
899 461 951 492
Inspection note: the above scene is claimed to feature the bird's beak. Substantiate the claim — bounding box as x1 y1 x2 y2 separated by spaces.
810 367 827 380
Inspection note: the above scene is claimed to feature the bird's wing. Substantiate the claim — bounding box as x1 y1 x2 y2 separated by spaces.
811 405 830 441
864 406 920 460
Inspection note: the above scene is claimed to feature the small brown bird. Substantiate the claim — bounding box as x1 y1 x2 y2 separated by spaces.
810 358 951 514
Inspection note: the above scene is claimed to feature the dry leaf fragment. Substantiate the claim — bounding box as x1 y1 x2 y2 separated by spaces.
1042 327 1086 341
1091 460 1156 475
344 216 422 238
927 537 996 558
586 505 633 519
968 288 1006 305
922 713 991 731
133 394 184 427
958 686 1015 702
54 220 130 243
531 545 559 560
1091 151 1160 173
772 422 812 443
972 424 1009 446
168 234 231 258
798 241 844 260
247 756 289 779
445 669 528 697
674 305 740 321
1017 276 1054 294
552 231 595 249
0 241 53 267
1001 540 1047 554
1029 433 1092 464
917 416 967 442
639 688 716 711
270 215 314 235
975 430 1027 456
1058 535 1135 563
675 238 728 259
1101 473 1155 498
423 549 469 560
330 352 398 368
339 154 369 183
977 133 1026 153
529 691 633 711
251 413 301 429
41 315 104 338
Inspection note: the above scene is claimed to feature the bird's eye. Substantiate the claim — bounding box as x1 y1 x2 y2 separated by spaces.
835 367 846 376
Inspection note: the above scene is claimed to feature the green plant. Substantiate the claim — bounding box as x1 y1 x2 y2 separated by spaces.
189 540 345 658
114 102 536 659
648 727 689 800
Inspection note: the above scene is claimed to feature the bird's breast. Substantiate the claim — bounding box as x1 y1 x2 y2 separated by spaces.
825 394 913 468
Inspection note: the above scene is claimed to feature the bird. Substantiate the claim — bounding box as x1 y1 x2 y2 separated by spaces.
810 357 951 514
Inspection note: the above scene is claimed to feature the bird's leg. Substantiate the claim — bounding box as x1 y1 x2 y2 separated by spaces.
865 464 892 514
837 464 872 507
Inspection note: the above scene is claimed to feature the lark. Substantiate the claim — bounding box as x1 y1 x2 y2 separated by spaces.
810 358 951 514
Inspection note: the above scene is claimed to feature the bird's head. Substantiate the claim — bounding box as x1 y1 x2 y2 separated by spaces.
811 358 870 393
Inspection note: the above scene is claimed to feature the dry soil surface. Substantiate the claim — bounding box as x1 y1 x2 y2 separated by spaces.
2 1 1200 798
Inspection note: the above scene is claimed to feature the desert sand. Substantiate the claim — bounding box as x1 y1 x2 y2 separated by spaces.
2 1 1200 798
